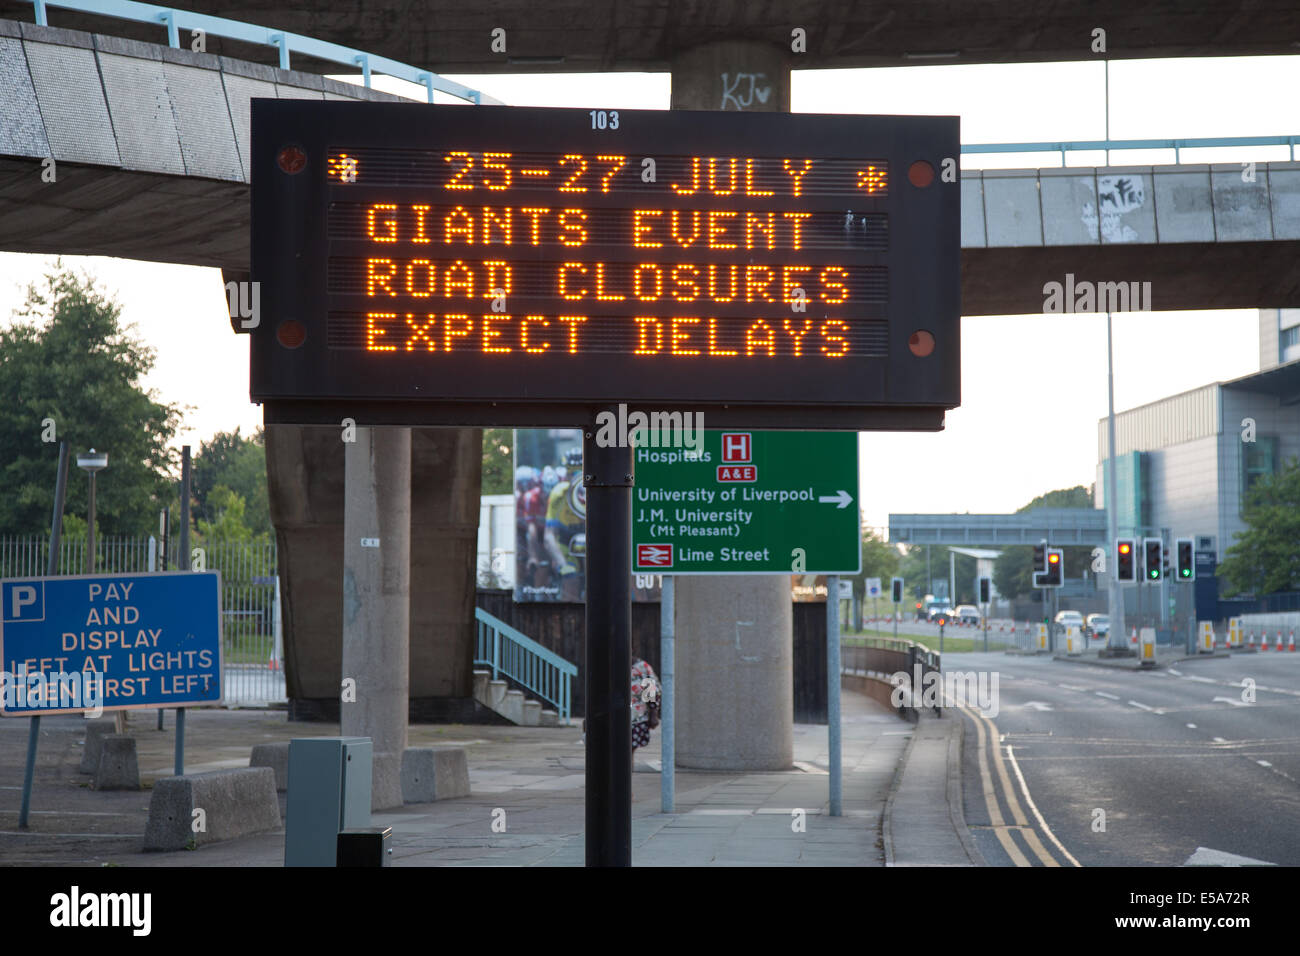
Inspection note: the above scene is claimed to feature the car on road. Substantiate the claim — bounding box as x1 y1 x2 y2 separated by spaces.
1085 613 1109 639
926 600 953 623
955 604 981 626
1054 610 1085 633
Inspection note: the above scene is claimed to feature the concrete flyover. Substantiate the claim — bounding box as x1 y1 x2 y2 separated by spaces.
8 1 1299 72
961 162 1300 315
889 508 1109 547
0 18 483 720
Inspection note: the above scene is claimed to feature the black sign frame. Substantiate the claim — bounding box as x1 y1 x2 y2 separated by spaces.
250 101 960 429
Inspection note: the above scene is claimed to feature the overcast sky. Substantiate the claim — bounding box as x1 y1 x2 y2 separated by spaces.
3 54 1297 533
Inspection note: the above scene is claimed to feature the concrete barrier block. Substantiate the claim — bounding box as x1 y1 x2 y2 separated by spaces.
982 171 1042 247
79 717 118 773
502 689 524 724
1152 166 1214 242
960 171 985 248
539 709 559 727
521 699 541 726
0 37 51 158
1269 165 1300 239
249 741 290 791
472 670 490 701
401 747 470 803
23 40 121 166
144 767 280 851
487 679 507 709
93 734 139 790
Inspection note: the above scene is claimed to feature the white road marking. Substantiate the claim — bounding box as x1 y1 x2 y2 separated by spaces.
1186 723 1197 729
1095 691 1120 700
1128 700 1157 712
1185 847 1276 867
1058 683 1087 691
1168 668 1183 676
1185 675 1215 684
1257 760 1273 768
1005 744 1082 868
1023 701 1053 711
1213 737 1227 743
1212 696 1251 708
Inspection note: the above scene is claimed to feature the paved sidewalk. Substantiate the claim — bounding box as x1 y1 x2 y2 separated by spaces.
0 688 975 867
883 712 983 866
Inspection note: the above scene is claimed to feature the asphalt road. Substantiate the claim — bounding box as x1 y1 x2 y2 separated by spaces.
947 649 1300 866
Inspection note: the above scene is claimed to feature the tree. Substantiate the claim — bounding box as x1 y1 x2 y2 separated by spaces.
846 529 901 602
195 485 267 543
482 427 512 495
993 485 1096 599
0 265 181 534
193 428 270 536
1217 458 1300 596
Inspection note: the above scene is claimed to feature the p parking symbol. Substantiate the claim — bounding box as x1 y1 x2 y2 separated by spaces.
3 583 44 622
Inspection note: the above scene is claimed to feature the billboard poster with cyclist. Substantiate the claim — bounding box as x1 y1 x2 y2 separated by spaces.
512 429 662 603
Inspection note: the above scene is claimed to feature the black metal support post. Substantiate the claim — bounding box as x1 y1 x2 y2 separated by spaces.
20 443 69 828
583 422 632 867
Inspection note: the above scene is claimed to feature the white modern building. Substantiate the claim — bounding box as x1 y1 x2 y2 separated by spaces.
1096 309 1300 564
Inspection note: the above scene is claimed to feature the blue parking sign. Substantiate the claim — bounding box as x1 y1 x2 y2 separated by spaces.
0 571 223 715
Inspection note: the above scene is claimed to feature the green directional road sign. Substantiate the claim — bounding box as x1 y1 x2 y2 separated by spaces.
632 431 860 574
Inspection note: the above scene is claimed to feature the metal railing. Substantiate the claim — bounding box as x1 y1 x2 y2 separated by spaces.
964 134 1299 166
841 635 942 716
26 0 503 105
474 607 576 724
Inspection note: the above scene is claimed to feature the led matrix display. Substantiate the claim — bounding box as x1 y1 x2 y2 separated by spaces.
250 102 960 429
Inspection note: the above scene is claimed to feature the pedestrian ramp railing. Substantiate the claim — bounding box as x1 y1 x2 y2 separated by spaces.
474 608 576 723
25 0 502 104
841 636 942 716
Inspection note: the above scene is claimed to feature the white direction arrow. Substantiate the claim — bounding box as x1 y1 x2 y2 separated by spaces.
818 490 854 509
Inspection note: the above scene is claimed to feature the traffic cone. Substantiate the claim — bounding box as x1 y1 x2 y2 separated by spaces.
1289 631 1296 652
1130 627 1138 645
268 656 279 671
1277 631 1286 652
1247 630 1255 651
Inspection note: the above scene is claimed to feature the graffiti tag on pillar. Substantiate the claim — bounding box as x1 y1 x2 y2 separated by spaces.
719 72 772 110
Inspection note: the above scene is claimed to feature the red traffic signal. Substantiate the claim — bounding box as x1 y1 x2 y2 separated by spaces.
1116 538 1136 582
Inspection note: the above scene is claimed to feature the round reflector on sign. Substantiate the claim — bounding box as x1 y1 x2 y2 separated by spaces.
908 330 935 357
277 145 307 174
276 320 306 348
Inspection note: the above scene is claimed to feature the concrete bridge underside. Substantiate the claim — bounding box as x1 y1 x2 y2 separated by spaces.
5 1 1299 73
0 19 483 718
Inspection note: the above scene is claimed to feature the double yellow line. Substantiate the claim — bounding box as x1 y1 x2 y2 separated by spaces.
959 704 1080 867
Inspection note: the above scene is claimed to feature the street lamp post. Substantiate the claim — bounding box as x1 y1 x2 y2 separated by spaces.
76 449 108 574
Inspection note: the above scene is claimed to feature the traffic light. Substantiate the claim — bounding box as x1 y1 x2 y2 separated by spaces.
1144 538 1163 580
891 577 904 603
1116 538 1136 582
1043 548 1063 587
1175 538 1195 580
978 577 991 604
1033 541 1047 573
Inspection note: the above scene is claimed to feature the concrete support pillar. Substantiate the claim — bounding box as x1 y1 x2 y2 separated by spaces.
341 427 411 810
671 39 794 772
267 424 482 720
676 574 794 770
